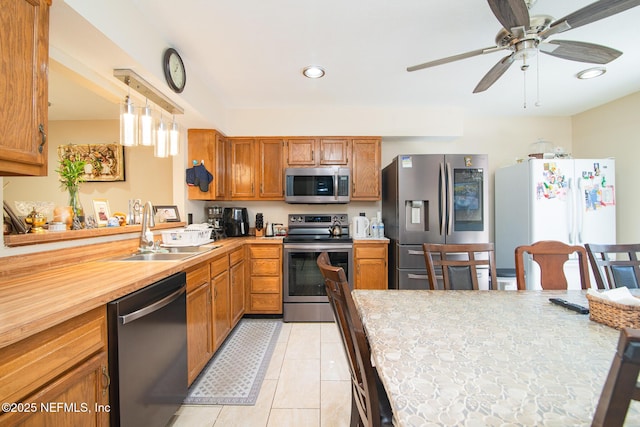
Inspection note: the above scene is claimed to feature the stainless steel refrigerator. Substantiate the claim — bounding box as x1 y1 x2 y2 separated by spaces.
382 154 489 289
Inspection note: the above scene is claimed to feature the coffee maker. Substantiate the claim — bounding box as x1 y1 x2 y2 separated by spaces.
223 207 249 237
206 206 226 240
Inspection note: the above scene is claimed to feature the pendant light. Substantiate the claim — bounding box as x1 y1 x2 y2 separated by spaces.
119 94 138 146
155 115 169 158
169 116 180 156
139 100 155 147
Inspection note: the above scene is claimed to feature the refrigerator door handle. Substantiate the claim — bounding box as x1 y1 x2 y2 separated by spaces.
407 273 428 280
576 177 584 243
446 162 454 235
407 249 425 255
567 177 575 244
439 162 446 235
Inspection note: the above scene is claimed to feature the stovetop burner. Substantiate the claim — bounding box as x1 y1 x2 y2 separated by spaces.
283 235 353 244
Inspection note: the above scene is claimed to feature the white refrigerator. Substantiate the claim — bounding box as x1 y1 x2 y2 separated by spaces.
495 158 616 289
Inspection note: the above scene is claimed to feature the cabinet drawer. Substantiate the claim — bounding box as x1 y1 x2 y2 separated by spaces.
229 247 244 266
251 276 281 293
249 294 282 312
187 263 210 292
210 254 228 278
355 245 387 259
0 306 107 405
249 245 281 259
251 258 281 276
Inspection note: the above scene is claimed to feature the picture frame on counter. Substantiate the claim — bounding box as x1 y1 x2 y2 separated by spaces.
3 201 28 234
92 199 111 227
154 205 180 223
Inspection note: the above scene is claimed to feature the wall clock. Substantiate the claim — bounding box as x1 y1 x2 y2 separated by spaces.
163 48 186 93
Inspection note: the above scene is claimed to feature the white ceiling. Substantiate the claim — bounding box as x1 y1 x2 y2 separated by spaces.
49 0 640 121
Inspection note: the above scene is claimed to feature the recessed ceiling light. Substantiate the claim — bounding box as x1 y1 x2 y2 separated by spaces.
576 67 606 80
302 65 325 79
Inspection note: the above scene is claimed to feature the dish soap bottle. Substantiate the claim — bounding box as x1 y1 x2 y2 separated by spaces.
377 211 384 238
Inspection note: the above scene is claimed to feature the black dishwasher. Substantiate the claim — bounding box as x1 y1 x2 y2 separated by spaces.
107 272 187 427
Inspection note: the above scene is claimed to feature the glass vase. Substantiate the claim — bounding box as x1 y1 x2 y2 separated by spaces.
67 185 85 229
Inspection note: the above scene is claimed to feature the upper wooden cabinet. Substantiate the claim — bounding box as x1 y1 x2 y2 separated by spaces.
351 138 381 201
257 138 285 200
187 129 227 200
0 0 50 176
228 138 257 199
285 138 349 167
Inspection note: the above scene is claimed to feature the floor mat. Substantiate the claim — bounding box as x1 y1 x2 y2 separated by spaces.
183 318 282 405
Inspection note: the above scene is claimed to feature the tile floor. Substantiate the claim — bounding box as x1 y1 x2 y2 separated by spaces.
172 321 351 427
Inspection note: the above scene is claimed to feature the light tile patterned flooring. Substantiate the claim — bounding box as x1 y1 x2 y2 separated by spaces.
172 322 351 427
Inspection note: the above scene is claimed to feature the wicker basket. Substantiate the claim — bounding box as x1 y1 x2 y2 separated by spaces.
586 293 640 329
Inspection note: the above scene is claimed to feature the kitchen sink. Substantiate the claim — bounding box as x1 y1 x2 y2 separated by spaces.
115 245 222 262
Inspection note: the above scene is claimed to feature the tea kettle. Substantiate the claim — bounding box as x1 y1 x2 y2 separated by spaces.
329 221 342 237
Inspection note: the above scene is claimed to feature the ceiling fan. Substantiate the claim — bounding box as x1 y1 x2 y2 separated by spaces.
407 0 640 93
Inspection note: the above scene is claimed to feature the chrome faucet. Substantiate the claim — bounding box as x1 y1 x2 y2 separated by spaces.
140 201 156 250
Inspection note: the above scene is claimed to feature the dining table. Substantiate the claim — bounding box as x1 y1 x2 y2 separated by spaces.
352 289 640 427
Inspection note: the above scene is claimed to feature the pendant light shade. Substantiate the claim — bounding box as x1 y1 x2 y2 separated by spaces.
120 96 138 146
169 117 180 156
139 102 156 147
155 116 169 158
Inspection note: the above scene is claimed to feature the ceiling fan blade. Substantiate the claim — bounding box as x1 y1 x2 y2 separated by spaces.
473 54 516 93
549 0 640 34
407 46 503 72
487 0 530 31
540 40 622 64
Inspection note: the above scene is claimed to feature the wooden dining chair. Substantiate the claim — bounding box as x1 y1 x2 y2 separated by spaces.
317 252 393 427
514 240 591 290
592 327 640 427
585 243 640 289
422 243 498 290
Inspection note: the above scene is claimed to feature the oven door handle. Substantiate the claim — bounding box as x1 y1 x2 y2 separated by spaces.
284 244 353 250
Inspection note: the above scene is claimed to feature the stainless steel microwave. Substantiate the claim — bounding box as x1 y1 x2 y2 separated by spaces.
285 167 350 204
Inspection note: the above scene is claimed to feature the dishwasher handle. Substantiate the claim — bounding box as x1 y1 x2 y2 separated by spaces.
119 286 186 325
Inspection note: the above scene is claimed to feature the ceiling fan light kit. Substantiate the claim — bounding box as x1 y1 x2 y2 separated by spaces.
577 66 607 79
407 0 640 94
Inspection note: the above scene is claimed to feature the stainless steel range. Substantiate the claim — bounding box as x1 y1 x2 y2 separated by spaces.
283 213 353 322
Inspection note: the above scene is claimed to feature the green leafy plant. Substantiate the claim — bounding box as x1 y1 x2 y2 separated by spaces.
56 158 87 189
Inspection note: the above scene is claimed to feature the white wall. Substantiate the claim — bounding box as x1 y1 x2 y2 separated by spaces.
572 91 640 243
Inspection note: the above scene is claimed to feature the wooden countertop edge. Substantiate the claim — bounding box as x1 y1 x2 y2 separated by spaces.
0 236 283 349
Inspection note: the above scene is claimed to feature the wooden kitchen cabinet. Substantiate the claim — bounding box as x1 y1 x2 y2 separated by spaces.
186 263 212 384
0 306 109 426
354 242 388 290
257 138 285 200
0 0 50 176
210 254 231 350
229 138 257 199
229 247 246 325
187 129 227 200
351 138 382 201
246 244 282 314
285 138 349 167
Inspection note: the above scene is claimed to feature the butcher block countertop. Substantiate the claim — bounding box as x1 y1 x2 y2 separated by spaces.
0 236 282 349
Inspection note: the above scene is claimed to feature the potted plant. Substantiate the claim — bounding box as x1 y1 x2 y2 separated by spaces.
56 157 87 229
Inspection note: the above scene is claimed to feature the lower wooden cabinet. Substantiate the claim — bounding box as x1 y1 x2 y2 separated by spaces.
211 255 231 351
247 244 282 314
354 242 389 290
229 247 246 325
0 307 109 426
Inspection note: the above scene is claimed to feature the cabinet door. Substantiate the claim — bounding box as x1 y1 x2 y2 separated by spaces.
212 270 230 349
0 0 49 176
355 258 388 290
0 352 110 427
351 138 381 200
285 138 316 166
229 138 256 199
230 260 245 325
319 138 349 165
187 282 212 385
258 139 284 199
187 129 226 200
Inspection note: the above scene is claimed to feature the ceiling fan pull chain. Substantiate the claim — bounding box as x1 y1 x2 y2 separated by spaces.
535 53 541 107
523 64 527 109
